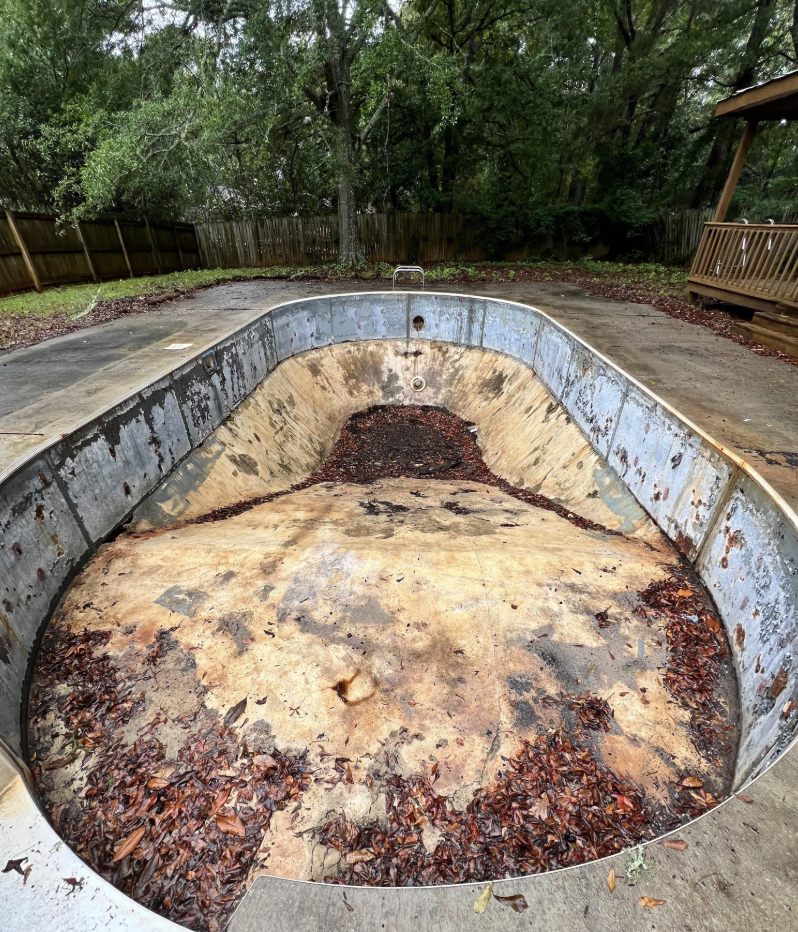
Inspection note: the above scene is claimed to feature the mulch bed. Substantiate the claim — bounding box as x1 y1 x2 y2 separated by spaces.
183 404 618 536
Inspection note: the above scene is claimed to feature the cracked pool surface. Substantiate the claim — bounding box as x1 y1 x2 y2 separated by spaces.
27 344 739 930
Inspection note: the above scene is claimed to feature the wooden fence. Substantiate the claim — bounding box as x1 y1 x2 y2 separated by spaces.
0 211 201 295
194 212 487 268
7 207 798 293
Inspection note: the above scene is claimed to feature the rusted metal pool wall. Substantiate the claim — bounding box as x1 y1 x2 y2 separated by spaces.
1 292 797 796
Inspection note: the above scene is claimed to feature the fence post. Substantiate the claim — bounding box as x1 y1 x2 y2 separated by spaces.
174 226 184 270
74 221 99 283
5 209 42 292
114 220 134 278
145 218 163 274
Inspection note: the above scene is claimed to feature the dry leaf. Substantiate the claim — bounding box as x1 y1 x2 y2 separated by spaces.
494 893 528 912
216 813 246 837
112 826 146 863
147 777 170 790
209 786 230 818
676 588 693 598
474 881 493 914
639 896 665 909
607 867 616 893
530 794 549 820
253 754 278 770
223 698 247 727
660 839 688 851
345 850 375 865
735 794 754 804
681 775 703 788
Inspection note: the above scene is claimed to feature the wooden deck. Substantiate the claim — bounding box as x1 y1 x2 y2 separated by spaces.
688 222 798 355
688 222 798 312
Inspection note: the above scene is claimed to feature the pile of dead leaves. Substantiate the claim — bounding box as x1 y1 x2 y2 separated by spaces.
29 625 311 932
29 626 145 764
563 692 615 732
636 568 734 815
320 728 653 886
186 405 618 536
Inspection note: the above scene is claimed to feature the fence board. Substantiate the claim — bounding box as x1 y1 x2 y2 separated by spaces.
0 213 201 295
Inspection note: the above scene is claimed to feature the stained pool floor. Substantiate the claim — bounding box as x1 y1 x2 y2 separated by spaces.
28 405 739 931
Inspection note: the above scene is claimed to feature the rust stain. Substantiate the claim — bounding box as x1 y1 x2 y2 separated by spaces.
770 668 789 699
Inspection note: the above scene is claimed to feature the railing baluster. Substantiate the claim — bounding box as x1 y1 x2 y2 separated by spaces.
741 230 768 291
776 231 798 301
753 228 783 296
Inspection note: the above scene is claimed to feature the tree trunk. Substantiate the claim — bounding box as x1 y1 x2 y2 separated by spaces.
336 136 363 265
326 46 364 266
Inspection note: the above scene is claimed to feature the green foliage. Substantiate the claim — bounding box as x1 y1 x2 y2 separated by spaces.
2 0 798 246
623 844 657 885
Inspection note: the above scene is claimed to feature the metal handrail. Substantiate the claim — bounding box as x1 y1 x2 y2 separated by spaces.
393 265 425 289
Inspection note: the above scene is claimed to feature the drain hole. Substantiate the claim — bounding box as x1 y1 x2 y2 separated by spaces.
412 315 425 331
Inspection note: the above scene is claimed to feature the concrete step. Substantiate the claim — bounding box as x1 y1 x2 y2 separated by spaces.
731 320 798 357
752 311 798 337
774 302 798 318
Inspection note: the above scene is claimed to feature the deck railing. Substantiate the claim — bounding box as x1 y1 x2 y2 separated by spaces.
689 222 798 307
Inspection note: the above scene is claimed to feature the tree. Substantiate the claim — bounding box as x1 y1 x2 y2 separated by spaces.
3 0 798 259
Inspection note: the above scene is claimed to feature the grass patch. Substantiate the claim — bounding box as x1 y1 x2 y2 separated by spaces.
0 268 271 321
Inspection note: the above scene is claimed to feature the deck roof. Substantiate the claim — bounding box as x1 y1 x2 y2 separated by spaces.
716 70 798 121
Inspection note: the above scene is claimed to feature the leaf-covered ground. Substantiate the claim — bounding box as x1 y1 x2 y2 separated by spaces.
2 260 795 367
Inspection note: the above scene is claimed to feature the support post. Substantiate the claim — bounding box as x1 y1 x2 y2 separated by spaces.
114 220 134 278
5 209 42 292
714 119 758 223
145 218 162 274
74 221 99 283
